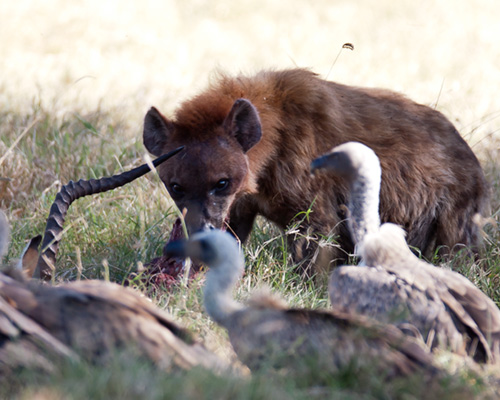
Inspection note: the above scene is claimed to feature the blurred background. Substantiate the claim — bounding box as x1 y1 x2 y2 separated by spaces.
1 0 499 145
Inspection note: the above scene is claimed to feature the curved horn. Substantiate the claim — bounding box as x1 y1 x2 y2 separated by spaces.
34 146 184 281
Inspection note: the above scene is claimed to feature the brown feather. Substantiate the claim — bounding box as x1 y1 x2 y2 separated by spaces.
0 272 226 372
362 223 500 363
226 304 438 377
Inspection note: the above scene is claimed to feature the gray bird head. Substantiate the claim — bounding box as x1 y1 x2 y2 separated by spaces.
311 142 381 183
165 229 245 325
164 229 243 273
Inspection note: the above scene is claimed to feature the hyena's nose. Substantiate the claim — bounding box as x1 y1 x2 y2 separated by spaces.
196 222 215 232
204 223 216 231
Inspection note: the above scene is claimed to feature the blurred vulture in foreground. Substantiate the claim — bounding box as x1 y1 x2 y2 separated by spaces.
0 210 225 374
311 141 500 363
165 230 438 378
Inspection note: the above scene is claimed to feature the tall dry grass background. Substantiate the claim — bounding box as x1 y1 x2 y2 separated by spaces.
1 0 500 398
1 0 500 133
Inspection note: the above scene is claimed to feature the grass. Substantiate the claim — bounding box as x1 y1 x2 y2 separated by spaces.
2 103 500 400
1 0 500 398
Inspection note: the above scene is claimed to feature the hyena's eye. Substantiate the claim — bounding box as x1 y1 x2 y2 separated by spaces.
213 179 229 192
170 183 185 196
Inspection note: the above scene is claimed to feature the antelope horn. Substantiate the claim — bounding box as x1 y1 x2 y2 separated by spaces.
34 146 184 281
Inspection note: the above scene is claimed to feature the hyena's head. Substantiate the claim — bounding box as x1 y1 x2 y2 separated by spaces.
143 98 262 235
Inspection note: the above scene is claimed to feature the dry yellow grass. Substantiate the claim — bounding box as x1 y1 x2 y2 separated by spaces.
1 0 499 142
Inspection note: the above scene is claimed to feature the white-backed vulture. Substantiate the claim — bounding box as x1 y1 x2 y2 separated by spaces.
311 141 500 363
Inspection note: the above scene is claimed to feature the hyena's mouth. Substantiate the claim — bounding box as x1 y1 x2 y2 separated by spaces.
128 218 199 290
130 215 232 290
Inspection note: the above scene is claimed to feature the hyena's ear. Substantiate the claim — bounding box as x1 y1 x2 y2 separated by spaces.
223 99 262 153
143 107 175 157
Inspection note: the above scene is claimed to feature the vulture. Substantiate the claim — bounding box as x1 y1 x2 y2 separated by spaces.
165 229 438 378
0 210 225 374
311 141 500 363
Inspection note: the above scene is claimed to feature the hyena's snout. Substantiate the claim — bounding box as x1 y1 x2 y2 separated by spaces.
183 202 226 234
